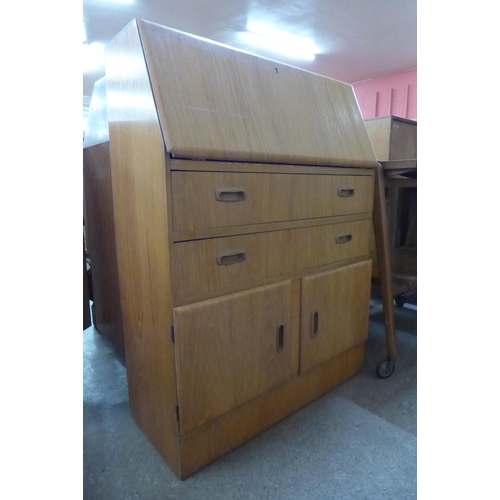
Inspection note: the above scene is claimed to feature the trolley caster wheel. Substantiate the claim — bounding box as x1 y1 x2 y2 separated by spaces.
376 358 396 379
394 294 406 308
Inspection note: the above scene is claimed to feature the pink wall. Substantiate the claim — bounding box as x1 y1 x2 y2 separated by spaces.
352 68 417 120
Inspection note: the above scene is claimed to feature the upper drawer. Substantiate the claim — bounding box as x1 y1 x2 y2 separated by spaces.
171 171 373 232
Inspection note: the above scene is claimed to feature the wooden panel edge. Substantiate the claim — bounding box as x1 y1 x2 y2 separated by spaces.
173 212 372 243
171 159 375 175
105 19 181 476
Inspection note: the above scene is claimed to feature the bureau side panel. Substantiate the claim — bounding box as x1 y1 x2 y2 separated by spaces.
105 20 180 473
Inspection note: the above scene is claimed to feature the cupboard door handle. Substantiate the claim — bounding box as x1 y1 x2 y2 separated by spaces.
276 324 285 352
215 188 247 202
336 233 353 244
338 186 355 197
310 311 319 338
216 249 246 266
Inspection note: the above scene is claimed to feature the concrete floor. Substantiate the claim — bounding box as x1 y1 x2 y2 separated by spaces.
83 292 416 499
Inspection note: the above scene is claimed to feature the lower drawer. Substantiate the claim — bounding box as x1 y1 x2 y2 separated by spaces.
174 219 370 301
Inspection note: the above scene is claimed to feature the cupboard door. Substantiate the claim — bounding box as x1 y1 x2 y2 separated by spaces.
173 281 292 434
300 261 371 373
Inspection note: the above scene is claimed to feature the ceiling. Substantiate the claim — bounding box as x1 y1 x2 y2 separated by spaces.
83 0 416 128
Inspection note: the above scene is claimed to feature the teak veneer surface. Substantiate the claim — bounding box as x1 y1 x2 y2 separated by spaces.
173 281 292 434
137 19 377 168
173 220 370 302
171 171 373 231
300 261 372 373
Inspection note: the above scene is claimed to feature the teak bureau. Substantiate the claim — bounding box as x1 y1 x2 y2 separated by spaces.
88 19 380 478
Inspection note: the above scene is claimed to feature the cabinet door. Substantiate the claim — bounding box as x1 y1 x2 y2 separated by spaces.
300 261 371 373
173 281 292 434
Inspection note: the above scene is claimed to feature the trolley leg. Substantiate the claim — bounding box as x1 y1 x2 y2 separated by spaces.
372 162 397 378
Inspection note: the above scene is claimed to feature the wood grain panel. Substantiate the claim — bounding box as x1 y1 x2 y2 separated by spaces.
174 230 281 301
83 143 124 354
179 343 364 478
389 119 417 160
281 220 371 274
105 20 180 474
300 261 372 373
173 281 292 434
137 19 377 168
171 171 373 231
174 220 370 302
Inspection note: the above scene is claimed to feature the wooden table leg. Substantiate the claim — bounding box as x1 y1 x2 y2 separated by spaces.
372 163 397 377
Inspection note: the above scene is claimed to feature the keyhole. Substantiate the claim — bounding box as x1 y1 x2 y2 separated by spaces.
275 68 278 73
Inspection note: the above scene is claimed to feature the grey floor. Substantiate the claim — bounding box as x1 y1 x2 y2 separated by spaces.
83 291 417 500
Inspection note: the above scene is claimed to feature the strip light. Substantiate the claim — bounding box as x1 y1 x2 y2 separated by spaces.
242 21 317 61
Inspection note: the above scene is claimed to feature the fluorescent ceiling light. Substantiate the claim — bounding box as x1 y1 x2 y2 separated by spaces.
241 21 317 61
96 0 134 4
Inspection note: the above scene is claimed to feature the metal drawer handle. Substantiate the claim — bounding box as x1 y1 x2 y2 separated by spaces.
216 249 246 266
338 186 355 197
336 233 353 244
276 324 285 352
215 188 247 202
310 311 319 338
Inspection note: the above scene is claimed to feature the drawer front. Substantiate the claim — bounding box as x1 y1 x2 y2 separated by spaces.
174 219 370 301
300 260 372 373
171 171 373 231
173 281 292 434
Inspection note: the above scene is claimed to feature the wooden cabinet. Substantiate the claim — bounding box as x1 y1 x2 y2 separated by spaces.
364 116 417 161
98 18 378 478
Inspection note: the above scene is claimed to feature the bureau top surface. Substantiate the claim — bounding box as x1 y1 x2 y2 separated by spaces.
132 19 377 168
